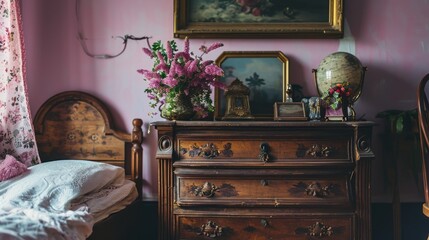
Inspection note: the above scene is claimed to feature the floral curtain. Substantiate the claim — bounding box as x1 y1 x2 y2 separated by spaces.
0 0 39 166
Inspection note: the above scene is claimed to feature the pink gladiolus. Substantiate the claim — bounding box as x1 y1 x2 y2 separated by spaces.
173 64 185 77
168 61 177 77
137 69 147 75
142 48 153 58
154 63 169 73
138 69 160 80
157 51 165 65
148 77 162 88
184 60 192 72
187 59 199 73
163 77 178 87
206 43 224 53
201 60 214 68
184 37 190 54
166 41 173 60
205 65 224 76
175 52 190 61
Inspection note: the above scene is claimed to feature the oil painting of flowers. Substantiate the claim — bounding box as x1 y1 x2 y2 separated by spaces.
188 0 330 23
174 0 342 38
138 38 225 120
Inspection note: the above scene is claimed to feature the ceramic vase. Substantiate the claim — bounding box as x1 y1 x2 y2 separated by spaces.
160 92 195 120
325 100 348 121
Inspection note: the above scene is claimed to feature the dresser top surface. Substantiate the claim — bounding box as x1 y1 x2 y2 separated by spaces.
151 120 375 128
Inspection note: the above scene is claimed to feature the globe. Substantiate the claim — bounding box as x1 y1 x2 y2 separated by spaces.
313 52 366 119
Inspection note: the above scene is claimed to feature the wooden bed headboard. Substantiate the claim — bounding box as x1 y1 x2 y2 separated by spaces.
33 91 143 197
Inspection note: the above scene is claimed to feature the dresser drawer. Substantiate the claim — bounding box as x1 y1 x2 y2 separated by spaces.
175 169 352 207
177 214 354 240
177 135 352 164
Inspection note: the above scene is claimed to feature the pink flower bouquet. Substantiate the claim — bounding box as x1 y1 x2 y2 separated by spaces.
138 38 225 119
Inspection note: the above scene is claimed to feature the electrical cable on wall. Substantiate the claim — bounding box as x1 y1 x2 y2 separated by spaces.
75 0 150 59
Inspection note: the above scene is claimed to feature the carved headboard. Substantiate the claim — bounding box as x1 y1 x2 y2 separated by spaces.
33 91 143 195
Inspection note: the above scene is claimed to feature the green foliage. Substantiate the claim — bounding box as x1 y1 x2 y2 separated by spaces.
376 108 422 191
150 40 178 70
376 109 418 134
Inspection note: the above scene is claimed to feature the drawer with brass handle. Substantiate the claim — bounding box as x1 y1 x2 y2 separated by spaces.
177 138 351 164
175 169 352 207
177 214 353 240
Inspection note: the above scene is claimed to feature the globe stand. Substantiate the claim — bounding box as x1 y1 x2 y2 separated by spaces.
348 105 356 121
312 52 367 122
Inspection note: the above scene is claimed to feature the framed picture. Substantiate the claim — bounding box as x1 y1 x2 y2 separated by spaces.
274 102 307 121
174 0 343 39
215 51 289 120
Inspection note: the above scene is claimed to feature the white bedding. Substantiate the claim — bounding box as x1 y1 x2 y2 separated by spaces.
0 160 137 240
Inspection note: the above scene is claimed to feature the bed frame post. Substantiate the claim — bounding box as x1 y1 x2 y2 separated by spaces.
131 118 144 200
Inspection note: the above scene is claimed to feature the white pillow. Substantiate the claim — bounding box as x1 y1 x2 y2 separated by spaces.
0 160 125 212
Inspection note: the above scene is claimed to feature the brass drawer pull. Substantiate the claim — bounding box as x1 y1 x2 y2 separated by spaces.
259 143 271 162
193 182 218 198
198 221 223 238
260 219 269 228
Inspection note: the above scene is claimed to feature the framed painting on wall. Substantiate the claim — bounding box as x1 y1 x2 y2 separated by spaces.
174 0 343 38
215 51 289 120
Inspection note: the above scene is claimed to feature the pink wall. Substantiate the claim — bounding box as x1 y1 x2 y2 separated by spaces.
21 0 429 201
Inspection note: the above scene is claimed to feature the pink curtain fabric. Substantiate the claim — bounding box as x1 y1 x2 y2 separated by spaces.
0 0 40 166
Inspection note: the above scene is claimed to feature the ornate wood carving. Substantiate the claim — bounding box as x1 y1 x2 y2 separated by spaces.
34 91 129 164
34 90 144 200
289 181 341 198
305 144 333 158
198 221 223 238
188 182 238 198
307 222 333 237
180 142 233 159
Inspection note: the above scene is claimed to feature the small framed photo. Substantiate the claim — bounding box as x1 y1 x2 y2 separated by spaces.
274 102 307 121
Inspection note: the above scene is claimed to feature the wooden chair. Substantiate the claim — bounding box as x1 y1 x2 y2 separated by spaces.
417 73 429 217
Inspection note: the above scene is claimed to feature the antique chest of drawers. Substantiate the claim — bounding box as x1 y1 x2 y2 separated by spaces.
152 121 374 240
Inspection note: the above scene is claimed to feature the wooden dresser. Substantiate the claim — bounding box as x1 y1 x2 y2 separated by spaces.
152 121 374 240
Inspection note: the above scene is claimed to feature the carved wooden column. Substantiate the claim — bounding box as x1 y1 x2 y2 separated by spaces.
153 122 175 240
353 124 375 240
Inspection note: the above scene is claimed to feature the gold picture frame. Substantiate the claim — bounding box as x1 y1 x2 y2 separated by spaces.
274 102 308 121
215 51 289 120
174 0 343 39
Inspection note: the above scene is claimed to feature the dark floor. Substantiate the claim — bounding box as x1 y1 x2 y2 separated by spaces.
141 202 429 240
373 203 429 240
